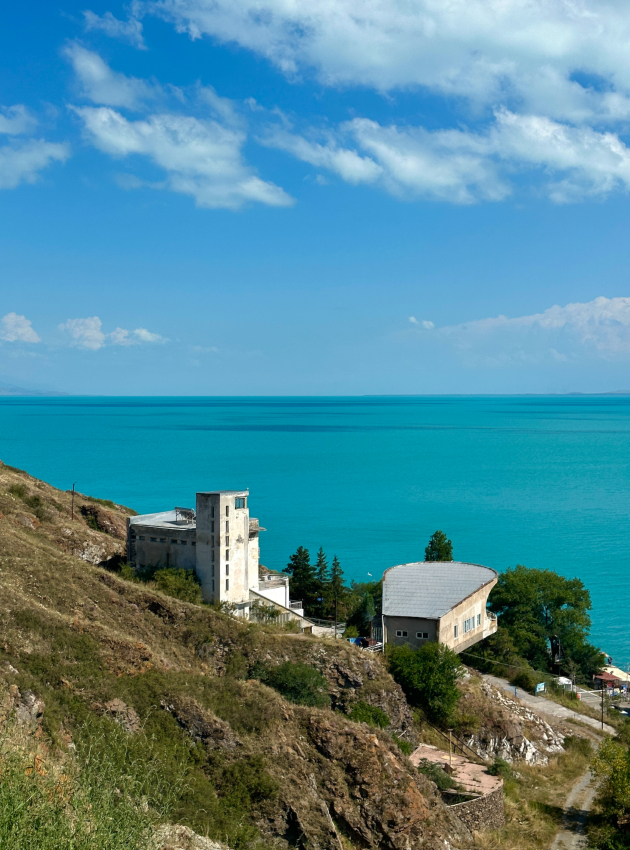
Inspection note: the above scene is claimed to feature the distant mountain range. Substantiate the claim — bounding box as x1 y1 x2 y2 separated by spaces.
0 382 67 397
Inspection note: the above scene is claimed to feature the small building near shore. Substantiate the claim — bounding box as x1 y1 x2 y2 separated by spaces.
382 561 498 653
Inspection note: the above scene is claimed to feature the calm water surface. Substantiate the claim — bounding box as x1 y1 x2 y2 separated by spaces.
1 396 628 661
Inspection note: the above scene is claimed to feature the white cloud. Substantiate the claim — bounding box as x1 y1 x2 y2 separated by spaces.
413 296 630 365
73 105 293 209
0 138 70 190
0 105 37 136
83 10 146 49
60 316 106 350
0 313 41 343
267 109 630 203
60 317 167 350
144 0 630 124
64 43 156 108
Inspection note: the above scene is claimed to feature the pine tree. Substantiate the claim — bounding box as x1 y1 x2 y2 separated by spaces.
315 547 329 617
424 530 453 562
330 556 344 637
284 546 318 614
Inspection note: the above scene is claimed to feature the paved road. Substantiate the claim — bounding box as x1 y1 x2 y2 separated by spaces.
482 674 616 736
550 770 598 850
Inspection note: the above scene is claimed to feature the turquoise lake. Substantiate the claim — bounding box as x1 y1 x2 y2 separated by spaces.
1 395 629 662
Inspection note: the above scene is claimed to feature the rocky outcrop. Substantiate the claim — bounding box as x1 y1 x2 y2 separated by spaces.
80 504 126 540
462 682 565 765
105 698 141 734
161 697 242 750
12 687 45 730
152 825 226 850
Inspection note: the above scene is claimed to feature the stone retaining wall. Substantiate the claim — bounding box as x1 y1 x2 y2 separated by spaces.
448 786 505 832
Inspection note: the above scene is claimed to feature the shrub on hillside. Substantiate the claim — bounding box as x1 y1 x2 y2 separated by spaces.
509 669 538 694
417 758 456 791
387 642 464 726
349 701 390 728
258 661 330 707
153 568 203 604
392 733 413 755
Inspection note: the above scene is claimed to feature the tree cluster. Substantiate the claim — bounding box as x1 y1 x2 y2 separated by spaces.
283 547 344 620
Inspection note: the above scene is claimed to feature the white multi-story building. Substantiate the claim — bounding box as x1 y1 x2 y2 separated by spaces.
126 489 306 623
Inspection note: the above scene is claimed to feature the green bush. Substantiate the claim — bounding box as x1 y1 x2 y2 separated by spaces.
564 735 592 757
8 483 27 499
261 661 330 707
509 669 539 694
392 733 413 756
349 701 390 728
416 758 456 790
488 757 512 778
154 568 203 604
387 642 464 726
343 625 359 638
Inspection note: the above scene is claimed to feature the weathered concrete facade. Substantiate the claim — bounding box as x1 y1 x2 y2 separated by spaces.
127 490 303 623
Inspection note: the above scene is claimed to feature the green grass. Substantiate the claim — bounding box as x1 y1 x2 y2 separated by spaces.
255 661 330 707
348 701 390 728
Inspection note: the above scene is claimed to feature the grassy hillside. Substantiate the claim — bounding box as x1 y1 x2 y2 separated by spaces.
0 462 471 850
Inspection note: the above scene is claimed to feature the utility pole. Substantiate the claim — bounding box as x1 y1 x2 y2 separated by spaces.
71 483 76 521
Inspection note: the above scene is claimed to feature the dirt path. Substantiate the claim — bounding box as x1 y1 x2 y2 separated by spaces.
550 769 598 850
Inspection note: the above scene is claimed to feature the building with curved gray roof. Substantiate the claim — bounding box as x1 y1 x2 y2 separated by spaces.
382 561 498 653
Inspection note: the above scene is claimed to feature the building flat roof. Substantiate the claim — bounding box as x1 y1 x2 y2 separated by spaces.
383 561 498 619
197 490 249 496
129 510 196 530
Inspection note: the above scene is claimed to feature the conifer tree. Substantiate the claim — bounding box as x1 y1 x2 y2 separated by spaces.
424 530 453 562
284 546 318 614
330 556 344 637
315 547 330 618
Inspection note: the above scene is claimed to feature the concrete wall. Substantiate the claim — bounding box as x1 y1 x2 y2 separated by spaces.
446 786 505 832
438 578 498 653
247 528 260 593
383 616 437 648
128 522 196 571
257 580 289 608
196 491 249 605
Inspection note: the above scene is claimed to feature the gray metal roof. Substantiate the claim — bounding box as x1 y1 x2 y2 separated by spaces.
383 561 498 619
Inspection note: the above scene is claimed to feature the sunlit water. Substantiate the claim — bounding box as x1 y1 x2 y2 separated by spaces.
1 395 629 662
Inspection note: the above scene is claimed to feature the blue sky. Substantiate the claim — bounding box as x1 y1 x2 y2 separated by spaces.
3 0 630 394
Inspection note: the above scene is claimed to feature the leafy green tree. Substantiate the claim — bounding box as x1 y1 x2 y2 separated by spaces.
314 547 330 617
592 739 630 824
487 564 604 679
387 642 463 726
424 530 453 562
284 546 318 614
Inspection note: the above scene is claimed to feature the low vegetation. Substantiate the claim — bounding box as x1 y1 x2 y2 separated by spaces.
387 641 464 726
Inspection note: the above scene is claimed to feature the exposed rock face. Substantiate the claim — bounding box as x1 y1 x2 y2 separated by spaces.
12 687 45 730
462 682 565 765
161 697 242 750
153 825 225 850
80 504 126 539
104 698 141 734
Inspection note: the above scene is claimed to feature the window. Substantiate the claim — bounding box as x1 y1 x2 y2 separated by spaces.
211 549 215 562
212 579 215 592
226 564 229 575
192 541 196 547
225 578 229 591
211 564 215 577
226 506 229 516
211 506 215 518
226 536 230 546
180 540 187 545
395 630 408 638
211 521 215 533
454 624 459 638
159 538 166 543
416 632 429 640
225 549 229 561
139 536 145 541
225 521 229 533
477 613 481 626
463 617 475 634
150 537 157 542
235 497 245 509
171 539 178 544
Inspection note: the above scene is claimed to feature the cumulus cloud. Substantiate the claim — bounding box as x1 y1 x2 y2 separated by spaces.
1 313 41 343
144 0 630 123
64 43 156 108
0 138 70 190
0 105 38 136
83 10 146 49
60 317 166 350
73 105 293 209
410 296 630 365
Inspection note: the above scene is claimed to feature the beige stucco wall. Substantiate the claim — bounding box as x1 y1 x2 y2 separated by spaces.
438 578 498 653
128 524 196 571
196 491 250 604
